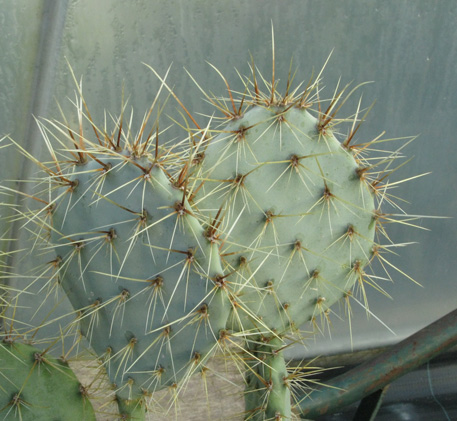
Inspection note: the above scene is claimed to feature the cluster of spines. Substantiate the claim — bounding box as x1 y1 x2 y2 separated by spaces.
188 59 419 314
0 47 425 419
155 49 423 418
0 76 233 418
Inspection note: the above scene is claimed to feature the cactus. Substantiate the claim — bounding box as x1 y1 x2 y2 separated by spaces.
0 49 423 420
190 97 376 337
176 51 419 418
244 338 291 420
0 339 95 420
4 79 232 418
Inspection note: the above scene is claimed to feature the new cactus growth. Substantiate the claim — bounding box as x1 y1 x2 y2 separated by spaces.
0 340 95 420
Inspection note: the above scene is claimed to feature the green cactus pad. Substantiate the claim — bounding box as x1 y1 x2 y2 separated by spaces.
48 150 231 401
0 341 95 420
193 103 376 336
10 85 233 405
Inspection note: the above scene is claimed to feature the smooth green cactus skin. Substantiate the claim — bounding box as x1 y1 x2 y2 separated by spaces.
0 341 95 420
193 105 376 336
244 338 291 420
49 152 231 401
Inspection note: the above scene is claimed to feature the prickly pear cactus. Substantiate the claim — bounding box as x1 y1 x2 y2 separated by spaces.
181 54 414 418
191 81 376 338
11 88 232 413
0 340 95 420
2 55 418 420
244 338 291 420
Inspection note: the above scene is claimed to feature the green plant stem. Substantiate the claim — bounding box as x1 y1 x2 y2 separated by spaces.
244 338 291 420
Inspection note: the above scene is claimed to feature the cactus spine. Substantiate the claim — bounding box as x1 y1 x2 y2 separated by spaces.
4 81 232 416
244 338 291 420
191 100 376 338
0 48 421 419
178 52 417 418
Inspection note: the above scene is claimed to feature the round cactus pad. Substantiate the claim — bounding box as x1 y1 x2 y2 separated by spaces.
194 105 376 336
50 152 230 400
